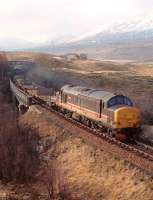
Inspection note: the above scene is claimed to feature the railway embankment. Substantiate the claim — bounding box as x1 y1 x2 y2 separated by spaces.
19 105 153 200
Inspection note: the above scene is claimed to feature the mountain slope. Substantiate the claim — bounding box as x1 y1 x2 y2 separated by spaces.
33 16 153 60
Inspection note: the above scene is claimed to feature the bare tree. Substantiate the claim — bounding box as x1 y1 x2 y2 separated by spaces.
0 52 10 80
0 115 40 183
41 160 58 200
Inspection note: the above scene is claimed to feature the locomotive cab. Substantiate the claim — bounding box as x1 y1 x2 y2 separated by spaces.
104 95 141 140
114 106 141 129
106 95 141 130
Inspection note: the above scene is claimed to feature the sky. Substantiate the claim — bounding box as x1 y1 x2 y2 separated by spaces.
0 0 153 45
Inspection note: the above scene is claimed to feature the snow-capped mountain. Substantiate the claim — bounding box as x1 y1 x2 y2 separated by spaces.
32 15 153 60
65 16 153 44
105 16 153 34
68 16 153 47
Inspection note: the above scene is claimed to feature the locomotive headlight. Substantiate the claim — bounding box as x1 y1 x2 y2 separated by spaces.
112 121 119 125
113 122 120 125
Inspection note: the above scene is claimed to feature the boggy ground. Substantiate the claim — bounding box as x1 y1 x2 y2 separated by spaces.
19 105 153 200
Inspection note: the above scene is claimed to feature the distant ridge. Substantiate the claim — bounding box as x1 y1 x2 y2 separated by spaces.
31 16 153 60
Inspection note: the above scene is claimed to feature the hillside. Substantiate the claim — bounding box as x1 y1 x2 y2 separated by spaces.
20 105 153 200
31 16 153 60
4 52 153 199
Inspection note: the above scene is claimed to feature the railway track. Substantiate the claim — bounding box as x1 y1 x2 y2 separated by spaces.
134 141 153 157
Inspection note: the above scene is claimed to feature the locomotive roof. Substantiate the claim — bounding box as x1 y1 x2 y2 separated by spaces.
61 85 115 102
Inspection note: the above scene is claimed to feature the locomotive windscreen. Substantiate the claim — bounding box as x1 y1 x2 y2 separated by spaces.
107 95 133 108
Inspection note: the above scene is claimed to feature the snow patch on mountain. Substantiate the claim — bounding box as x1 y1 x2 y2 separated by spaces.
107 17 153 33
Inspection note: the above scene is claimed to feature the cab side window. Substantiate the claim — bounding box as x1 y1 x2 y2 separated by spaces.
62 93 67 103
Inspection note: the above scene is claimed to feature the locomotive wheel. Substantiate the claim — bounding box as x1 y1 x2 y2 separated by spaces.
65 112 72 118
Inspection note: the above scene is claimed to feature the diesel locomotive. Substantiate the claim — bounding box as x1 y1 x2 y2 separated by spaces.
56 85 141 140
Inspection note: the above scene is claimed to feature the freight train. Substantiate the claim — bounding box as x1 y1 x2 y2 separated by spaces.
12 77 141 141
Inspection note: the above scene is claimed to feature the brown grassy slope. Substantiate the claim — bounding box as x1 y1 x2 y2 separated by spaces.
20 105 153 200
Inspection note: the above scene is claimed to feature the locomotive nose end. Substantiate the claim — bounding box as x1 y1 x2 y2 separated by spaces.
114 107 141 129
